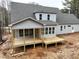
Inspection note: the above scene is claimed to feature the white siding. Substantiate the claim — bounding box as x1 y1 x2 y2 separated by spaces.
72 24 79 32
35 13 56 22
56 24 79 35
12 20 43 29
50 14 56 22
14 23 79 39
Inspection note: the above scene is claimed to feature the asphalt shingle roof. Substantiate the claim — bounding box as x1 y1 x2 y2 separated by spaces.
10 2 79 25
37 20 58 26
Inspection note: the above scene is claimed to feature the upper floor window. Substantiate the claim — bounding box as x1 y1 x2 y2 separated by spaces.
47 14 50 20
39 14 42 20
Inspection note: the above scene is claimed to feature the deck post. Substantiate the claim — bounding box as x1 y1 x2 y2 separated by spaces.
45 44 47 50
44 27 46 48
33 29 35 49
11 29 13 49
55 42 57 47
23 29 26 52
11 29 14 53
39 28 43 47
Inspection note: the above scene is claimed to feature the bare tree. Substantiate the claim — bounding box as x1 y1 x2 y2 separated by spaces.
0 0 10 43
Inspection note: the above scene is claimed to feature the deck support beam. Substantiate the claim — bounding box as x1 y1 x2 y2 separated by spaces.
45 44 47 50
12 29 17 54
55 42 57 47
39 28 44 47
33 29 35 49
12 29 14 53
23 29 26 52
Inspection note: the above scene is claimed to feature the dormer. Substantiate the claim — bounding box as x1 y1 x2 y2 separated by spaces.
34 12 56 22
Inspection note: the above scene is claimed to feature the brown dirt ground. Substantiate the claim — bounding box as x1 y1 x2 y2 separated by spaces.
1 32 79 59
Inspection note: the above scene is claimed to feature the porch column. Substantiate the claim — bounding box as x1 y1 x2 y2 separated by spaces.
23 29 26 52
33 28 35 48
44 27 47 49
44 27 45 37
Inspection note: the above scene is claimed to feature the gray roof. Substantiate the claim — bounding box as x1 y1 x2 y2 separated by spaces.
10 17 58 26
10 2 79 25
11 2 59 24
57 13 79 24
37 20 58 26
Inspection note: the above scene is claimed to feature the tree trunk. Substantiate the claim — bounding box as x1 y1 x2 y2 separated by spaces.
0 21 3 42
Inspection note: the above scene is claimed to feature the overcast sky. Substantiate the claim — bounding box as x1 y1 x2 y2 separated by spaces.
11 0 65 9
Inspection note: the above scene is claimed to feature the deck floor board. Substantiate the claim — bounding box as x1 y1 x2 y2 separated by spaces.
13 37 65 48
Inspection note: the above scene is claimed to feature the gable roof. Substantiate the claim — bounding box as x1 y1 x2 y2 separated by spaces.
9 17 58 26
9 17 43 26
10 2 79 25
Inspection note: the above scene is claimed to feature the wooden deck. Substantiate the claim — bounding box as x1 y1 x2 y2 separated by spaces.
43 37 65 44
13 38 42 48
13 37 65 48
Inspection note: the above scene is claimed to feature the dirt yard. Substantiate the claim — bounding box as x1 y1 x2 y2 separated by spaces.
1 32 79 59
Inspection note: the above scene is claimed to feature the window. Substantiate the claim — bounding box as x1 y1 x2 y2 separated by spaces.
41 28 44 35
64 26 66 29
52 27 55 34
60 26 63 31
19 29 23 37
72 27 74 30
49 27 51 34
45 28 48 34
68 25 71 27
25 29 33 37
25 29 28 36
39 14 42 20
47 14 50 20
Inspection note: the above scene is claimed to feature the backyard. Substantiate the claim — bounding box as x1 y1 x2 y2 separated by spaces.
0 32 79 59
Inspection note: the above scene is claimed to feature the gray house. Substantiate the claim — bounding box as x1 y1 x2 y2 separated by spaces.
9 2 79 48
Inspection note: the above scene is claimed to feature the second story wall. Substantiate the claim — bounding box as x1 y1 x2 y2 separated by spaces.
35 13 56 22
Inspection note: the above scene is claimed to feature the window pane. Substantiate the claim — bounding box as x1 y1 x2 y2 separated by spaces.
53 27 55 30
19 29 23 37
52 27 55 34
47 14 50 20
60 26 63 31
68 25 71 27
64 26 66 29
49 27 51 34
25 29 28 36
39 14 42 20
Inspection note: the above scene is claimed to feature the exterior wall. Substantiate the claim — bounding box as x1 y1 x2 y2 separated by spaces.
35 13 56 22
12 20 43 29
56 24 79 35
72 24 79 32
14 24 79 39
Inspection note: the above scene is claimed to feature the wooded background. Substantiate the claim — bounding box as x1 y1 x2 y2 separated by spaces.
61 0 79 18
